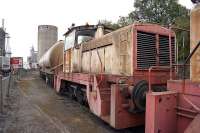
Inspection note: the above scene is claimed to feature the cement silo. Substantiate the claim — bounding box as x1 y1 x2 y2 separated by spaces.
38 25 58 60
0 28 6 56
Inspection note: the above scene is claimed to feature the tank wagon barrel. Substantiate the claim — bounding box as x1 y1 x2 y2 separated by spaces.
39 40 64 86
39 40 64 69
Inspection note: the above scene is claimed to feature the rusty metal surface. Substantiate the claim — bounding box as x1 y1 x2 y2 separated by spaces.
81 25 133 75
185 114 200 133
64 23 175 77
145 91 177 133
167 80 200 133
190 5 200 82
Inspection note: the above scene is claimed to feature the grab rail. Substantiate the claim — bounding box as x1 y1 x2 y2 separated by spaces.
148 66 171 92
182 41 200 92
183 41 200 79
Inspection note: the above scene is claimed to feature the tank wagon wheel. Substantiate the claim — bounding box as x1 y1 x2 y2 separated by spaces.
132 80 167 111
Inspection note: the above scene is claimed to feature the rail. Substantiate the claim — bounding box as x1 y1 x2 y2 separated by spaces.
181 41 200 92
50 63 63 71
148 41 200 92
183 41 200 79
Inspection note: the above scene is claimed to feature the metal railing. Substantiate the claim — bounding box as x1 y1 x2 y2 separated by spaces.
148 41 200 92
0 73 13 115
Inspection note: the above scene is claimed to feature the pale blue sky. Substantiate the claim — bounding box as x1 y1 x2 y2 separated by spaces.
0 0 193 61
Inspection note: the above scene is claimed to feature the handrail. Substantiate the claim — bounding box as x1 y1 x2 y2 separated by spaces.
182 41 200 92
50 63 63 71
96 48 104 87
148 41 200 92
184 41 200 64
183 41 200 79
148 66 171 92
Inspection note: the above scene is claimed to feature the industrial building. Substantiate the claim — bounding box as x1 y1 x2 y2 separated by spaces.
0 27 6 56
27 46 38 69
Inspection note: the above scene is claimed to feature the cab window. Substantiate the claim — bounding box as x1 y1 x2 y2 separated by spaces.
75 30 95 45
77 35 93 44
64 30 75 50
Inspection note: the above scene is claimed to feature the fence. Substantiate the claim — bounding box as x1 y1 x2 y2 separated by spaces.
0 73 13 115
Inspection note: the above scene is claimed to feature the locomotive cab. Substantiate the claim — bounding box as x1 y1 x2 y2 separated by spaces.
64 25 97 73
63 24 113 73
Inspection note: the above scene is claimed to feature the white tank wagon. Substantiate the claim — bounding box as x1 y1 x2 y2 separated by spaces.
39 40 64 86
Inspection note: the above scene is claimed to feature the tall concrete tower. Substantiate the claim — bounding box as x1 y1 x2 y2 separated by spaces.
0 28 6 56
38 25 58 60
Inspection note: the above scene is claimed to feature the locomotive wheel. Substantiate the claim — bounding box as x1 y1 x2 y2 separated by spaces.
132 81 168 111
132 80 148 111
76 88 85 105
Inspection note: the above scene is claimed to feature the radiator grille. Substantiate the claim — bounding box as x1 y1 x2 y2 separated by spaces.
171 37 175 64
159 35 175 66
137 32 156 69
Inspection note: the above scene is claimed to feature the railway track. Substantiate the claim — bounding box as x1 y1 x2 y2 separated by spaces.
13 71 144 133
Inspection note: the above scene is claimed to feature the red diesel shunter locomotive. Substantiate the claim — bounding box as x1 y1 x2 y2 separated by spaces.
43 23 175 129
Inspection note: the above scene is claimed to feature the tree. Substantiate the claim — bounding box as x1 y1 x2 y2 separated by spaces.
132 0 189 25
174 14 190 62
117 15 134 27
101 0 191 61
126 0 190 61
99 20 120 30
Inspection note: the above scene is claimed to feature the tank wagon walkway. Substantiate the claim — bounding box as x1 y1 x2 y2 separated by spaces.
2 71 143 133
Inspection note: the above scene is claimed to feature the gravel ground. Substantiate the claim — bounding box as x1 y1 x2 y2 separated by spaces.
0 71 144 133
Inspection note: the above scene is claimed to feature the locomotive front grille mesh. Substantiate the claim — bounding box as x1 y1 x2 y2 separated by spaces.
159 35 175 66
137 32 156 69
171 37 175 64
137 31 175 69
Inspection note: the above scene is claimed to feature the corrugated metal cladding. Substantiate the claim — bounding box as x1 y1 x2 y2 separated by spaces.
137 31 175 69
0 28 5 56
38 25 58 60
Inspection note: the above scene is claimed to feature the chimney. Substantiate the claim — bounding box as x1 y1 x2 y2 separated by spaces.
95 25 104 39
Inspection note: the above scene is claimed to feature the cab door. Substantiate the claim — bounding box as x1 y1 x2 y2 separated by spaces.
63 30 75 73
64 49 71 73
